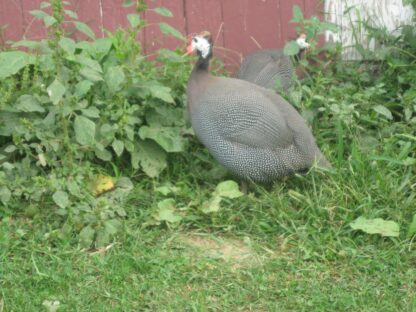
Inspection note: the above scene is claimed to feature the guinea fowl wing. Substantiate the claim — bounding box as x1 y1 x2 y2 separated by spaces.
196 78 295 150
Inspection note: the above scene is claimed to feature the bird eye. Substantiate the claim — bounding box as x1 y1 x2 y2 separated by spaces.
192 37 198 43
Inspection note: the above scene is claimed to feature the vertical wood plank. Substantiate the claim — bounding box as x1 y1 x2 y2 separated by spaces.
304 0 322 18
71 0 102 39
221 0 281 71
0 0 24 43
144 0 186 54
101 0 144 45
279 0 305 41
185 0 224 46
185 0 230 68
20 0 47 40
101 0 136 32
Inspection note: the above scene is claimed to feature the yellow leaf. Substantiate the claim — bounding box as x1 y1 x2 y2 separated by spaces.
89 174 115 196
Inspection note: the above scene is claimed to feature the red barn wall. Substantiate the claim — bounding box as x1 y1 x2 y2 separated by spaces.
0 0 321 69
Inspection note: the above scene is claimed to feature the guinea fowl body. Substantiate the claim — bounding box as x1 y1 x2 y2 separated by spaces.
235 49 294 91
187 32 329 184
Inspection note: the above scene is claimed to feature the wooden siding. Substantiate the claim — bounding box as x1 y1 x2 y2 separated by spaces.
325 0 414 59
0 0 320 69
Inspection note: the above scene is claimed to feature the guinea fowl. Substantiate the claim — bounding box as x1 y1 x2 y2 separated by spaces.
186 31 329 184
235 33 310 91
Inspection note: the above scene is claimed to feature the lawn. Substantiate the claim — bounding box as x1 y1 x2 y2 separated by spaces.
1 144 416 311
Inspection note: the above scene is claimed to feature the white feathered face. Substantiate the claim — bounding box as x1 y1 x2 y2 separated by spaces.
186 32 212 59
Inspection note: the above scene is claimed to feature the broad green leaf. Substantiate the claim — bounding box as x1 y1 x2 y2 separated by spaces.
154 7 173 17
292 5 304 23
127 14 141 28
373 105 393 120
4 145 16 153
74 21 96 39
95 229 110 248
123 0 135 7
139 126 185 152
116 177 134 191
75 41 91 51
52 190 70 209
0 186 11 205
79 225 95 247
201 196 222 214
155 184 180 196
283 41 300 56
0 112 20 136
100 123 117 141
47 79 66 105
158 22 185 40
40 2 51 8
91 38 113 58
145 82 174 103
30 10 56 26
146 107 184 127
43 15 57 27
15 95 44 112
133 140 167 177
321 21 339 33
104 219 121 235
74 115 96 145
214 180 244 199
81 107 100 118
59 37 76 55
12 40 49 51
350 217 400 237
0 51 32 79
157 48 187 63
75 55 102 72
112 139 124 156
407 214 416 238
155 198 182 223
74 80 94 98
67 180 81 197
105 66 125 93
94 146 112 161
80 67 103 82
151 86 174 103
30 9 50 19
64 9 78 19
403 157 416 166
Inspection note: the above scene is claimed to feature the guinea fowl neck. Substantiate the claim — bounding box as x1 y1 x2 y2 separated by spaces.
191 54 211 77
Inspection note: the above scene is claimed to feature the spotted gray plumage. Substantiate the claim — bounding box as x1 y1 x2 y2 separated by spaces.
187 32 329 184
235 49 294 91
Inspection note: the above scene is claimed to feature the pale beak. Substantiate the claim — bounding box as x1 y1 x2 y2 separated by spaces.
182 42 194 56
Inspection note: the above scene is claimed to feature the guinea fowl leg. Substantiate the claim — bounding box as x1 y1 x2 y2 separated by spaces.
240 180 248 194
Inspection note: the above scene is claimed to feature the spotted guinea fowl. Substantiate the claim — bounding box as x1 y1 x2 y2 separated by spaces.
186 31 329 184
235 34 310 91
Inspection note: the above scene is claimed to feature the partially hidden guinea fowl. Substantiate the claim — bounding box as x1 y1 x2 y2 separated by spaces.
185 31 330 184
234 34 310 91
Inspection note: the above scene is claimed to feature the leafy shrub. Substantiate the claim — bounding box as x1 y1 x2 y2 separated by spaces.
282 4 415 168
0 0 191 246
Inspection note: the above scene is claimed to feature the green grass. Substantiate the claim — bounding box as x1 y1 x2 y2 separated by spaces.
1 145 416 311
1 217 415 311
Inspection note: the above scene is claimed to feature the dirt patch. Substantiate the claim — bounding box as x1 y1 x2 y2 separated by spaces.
178 233 263 269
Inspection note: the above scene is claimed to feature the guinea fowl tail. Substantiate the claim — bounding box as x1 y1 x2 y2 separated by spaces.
316 152 332 169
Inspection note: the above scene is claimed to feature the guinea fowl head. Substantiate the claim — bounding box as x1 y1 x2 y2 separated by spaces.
185 31 213 60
